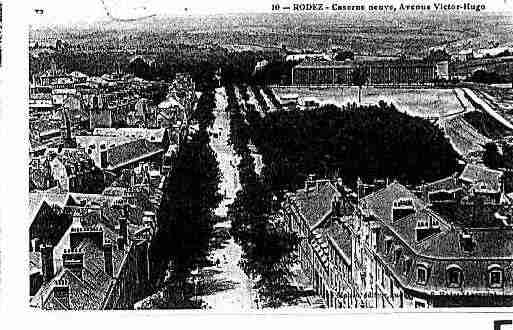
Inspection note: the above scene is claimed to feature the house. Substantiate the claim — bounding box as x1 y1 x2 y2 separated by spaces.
29 191 75 296
92 128 169 150
284 177 513 309
29 206 155 310
44 148 103 193
419 164 506 228
100 139 164 173
76 136 164 173
29 185 159 310
360 182 513 308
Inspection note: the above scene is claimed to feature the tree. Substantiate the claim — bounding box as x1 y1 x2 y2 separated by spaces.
127 57 152 80
228 149 298 307
150 85 222 303
352 66 368 104
247 103 458 191
334 50 354 61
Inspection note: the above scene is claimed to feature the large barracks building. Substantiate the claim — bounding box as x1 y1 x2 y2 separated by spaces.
291 58 448 86
282 165 513 309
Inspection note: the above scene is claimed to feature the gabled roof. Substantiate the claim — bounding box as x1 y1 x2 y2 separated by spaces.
30 218 140 310
362 182 426 225
459 164 503 192
422 174 461 193
29 191 72 223
293 180 340 227
324 223 352 265
93 128 167 144
106 139 163 170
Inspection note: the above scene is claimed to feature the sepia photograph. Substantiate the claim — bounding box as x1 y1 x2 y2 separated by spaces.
24 0 513 313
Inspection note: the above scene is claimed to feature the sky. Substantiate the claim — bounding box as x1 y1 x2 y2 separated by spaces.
29 0 513 26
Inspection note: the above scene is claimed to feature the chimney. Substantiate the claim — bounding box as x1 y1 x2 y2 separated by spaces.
103 242 113 277
70 226 104 250
31 238 40 252
118 216 128 247
62 249 84 279
305 174 317 195
391 198 415 222
52 280 70 309
117 236 125 250
41 244 54 282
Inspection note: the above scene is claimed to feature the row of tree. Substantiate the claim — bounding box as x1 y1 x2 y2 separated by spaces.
226 84 299 308
150 84 222 307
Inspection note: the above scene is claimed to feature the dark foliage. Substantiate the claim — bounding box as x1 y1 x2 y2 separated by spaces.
334 50 355 61
469 70 508 84
192 90 216 130
150 87 222 289
227 93 299 307
126 57 153 81
246 102 458 192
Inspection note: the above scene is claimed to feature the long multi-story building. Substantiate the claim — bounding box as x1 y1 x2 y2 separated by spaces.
291 58 443 86
283 171 513 309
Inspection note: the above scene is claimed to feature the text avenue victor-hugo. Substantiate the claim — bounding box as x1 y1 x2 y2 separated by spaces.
271 3 487 12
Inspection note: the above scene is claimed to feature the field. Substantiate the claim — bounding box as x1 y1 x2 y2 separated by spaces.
30 12 513 58
272 86 466 119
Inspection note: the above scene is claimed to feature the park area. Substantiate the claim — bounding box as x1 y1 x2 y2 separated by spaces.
272 86 469 119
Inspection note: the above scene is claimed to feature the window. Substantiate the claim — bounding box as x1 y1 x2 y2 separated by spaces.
488 265 503 288
446 265 463 287
416 266 428 284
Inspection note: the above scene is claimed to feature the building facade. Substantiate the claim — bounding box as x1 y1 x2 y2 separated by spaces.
283 176 513 309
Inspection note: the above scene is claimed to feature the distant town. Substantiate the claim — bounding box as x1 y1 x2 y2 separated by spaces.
28 11 513 310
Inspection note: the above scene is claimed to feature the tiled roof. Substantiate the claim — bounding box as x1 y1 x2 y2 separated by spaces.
30 220 135 310
418 228 513 259
325 223 352 264
294 180 340 227
459 164 503 192
46 148 96 175
422 174 461 192
93 128 167 144
370 184 513 295
29 191 71 223
106 139 163 170
362 182 427 225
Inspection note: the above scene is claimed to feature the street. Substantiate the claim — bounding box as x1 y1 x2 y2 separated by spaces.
195 87 257 311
